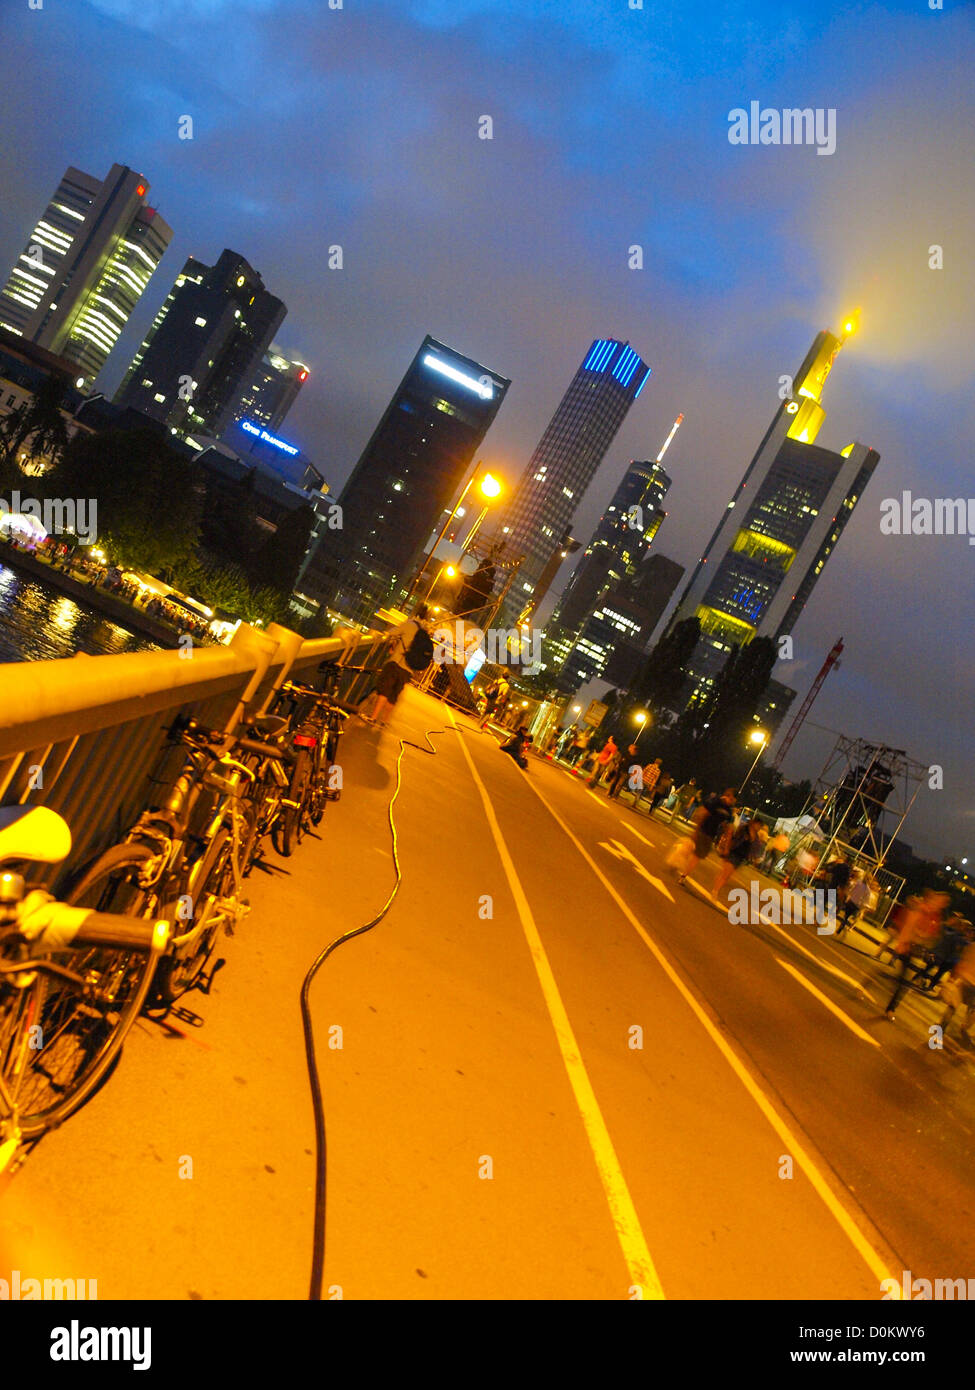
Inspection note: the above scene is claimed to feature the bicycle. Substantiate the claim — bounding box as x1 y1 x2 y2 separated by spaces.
0 805 170 1172
273 663 351 848
64 717 287 1007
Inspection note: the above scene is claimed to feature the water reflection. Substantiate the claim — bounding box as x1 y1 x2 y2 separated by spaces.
0 562 160 662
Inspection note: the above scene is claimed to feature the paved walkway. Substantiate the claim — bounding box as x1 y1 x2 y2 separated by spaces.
3 686 973 1300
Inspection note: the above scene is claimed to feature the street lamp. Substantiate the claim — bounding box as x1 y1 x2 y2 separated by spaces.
633 709 651 749
405 463 504 607
423 562 457 606
739 728 769 796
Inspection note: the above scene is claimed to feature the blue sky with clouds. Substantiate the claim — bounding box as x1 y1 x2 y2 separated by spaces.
0 0 972 855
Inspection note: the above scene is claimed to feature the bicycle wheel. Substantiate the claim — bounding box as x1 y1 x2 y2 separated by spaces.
11 844 159 1137
272 750 311 858
151 828 237 1006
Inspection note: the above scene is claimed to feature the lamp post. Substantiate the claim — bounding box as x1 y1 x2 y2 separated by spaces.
423 563 457 607
404 463 503 609
633 709 651 750
739 728 769 797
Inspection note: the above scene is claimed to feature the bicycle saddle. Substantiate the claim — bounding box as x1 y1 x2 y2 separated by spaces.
0 806 72 865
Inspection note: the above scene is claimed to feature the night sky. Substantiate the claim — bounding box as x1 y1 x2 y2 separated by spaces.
1 0 972 858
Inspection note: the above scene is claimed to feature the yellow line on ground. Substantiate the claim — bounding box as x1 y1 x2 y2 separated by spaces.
774 957 881 1048
516 767 901 1294
585 788 611 809
619 820 659 848
449 714 664 1299
768 922 869 996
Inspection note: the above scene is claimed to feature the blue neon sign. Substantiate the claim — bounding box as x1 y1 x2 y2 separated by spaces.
240 420 300 456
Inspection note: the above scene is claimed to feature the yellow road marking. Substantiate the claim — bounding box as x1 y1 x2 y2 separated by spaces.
775 958 881 1047
516 767 901 1293
450 714 664 1299
768 922 869 996
619 820 659 848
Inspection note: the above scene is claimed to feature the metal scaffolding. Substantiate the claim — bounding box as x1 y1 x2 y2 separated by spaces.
801 733 928 870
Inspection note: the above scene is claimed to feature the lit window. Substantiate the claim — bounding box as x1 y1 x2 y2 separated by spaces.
195 316 207 327
153 393 166 403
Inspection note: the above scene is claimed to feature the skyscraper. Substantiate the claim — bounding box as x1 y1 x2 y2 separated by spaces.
668 318 878 710
114 250 285 436
230 346 309 435
556 553 685 694
551 456 672 638
303 335 510 623
496 337 651 626
0 163 172 390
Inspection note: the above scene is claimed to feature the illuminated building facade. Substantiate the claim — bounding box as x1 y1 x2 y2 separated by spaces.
554 553 684 694
114 250 285 437
668 319 879 708
231 346 309 434
0 164 172 391
495 338 651 626
304 335 510 623
552 457 671 639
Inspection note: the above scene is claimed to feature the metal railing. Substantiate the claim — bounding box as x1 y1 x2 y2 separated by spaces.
0 621 388 890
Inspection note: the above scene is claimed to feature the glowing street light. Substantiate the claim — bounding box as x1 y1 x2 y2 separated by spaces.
739 727 769 796
423 562 459 605
407 461 504 606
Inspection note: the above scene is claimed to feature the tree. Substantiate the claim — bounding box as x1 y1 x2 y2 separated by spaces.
0 376 71 489
49 427 203 576
250 503 314 595
677 636 778 787
633 616 701 716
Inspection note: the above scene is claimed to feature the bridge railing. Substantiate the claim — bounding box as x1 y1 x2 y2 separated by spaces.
0 621 387 889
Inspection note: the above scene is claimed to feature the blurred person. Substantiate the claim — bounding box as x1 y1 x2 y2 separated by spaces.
915 913 969 993
940 926 975 1042
668 788 737 885
607 744 638 799
587 734 619 788
500 726 532 770
711 817 765 901
360 603 434 728
650 770 673 814
669 777 698 823
478 673 510 730
884 889 950 1020
835 871 870 937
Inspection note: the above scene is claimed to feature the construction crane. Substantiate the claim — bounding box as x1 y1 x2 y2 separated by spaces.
772 637 844 768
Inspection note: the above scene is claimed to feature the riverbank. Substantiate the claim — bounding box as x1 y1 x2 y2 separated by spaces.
0 543 182 649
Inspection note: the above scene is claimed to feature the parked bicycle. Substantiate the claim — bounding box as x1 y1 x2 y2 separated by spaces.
0 806 170 1172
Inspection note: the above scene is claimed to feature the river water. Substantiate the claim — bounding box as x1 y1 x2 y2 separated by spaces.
0 559 160 663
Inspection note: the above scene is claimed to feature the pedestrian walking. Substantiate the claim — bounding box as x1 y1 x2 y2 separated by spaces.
640 757 662 810
478 674 510 730
835 871 870 936
940 927 975 1042
711 817 765 901
667 788 737 884
915 913 969 992
650 771 673 814
669 778 698 823
607 744 639 799
884 889 950 1020
359 604 434 728
760 829 790 874
569 728 591 767
587 735 619 789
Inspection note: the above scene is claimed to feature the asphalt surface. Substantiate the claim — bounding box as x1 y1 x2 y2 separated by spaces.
5 685 975 1300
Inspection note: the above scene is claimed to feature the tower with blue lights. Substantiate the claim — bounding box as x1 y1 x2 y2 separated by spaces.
496 337 651 626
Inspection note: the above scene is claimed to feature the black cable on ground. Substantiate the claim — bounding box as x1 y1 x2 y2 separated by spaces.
299 723 458 1301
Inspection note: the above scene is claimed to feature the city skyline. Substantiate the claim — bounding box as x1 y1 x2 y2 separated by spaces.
0 0 971 857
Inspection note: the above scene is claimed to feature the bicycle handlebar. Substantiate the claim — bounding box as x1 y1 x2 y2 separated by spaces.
236 736 297 764
16 893 170 954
